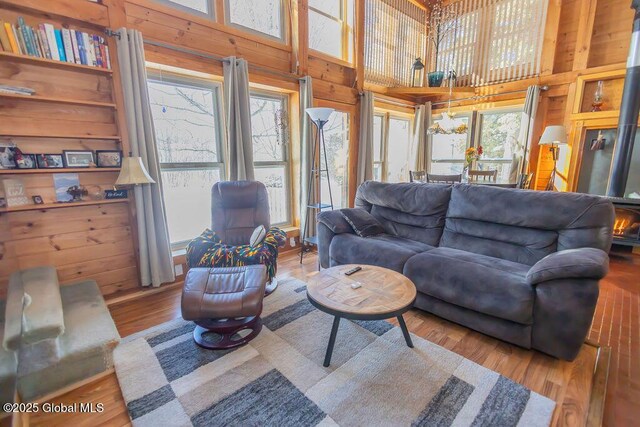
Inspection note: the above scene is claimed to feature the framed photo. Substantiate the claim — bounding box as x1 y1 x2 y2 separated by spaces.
0 143 17 169
15 153 37 169
96 150 122 168
32 195 44 204
36 154 64 169
63 150 94 168
53 173 80 203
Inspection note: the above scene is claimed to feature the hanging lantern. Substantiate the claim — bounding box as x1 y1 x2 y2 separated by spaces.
411 58 425 87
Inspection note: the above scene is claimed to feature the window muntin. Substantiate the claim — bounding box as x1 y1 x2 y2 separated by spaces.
226 0 284 40
148 75 224 248
309 0 354 62
249 91 291 225
321 110 350 208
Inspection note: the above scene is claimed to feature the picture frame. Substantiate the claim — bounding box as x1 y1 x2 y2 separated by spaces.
0 143 17 169
32 195 44 204
36 154 65 169
15 153 38 169
63 150 94 168
96 150 123 168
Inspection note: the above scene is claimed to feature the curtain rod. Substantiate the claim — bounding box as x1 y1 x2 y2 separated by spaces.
431 85 549 107
143 39 304 82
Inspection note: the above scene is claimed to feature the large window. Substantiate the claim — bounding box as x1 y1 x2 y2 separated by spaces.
435 0 548 86
372 112 413 183
475 109 522 182
364 0 427 86
308 0 354 62
430 115 471 175
157 0 215 18
321 110 350 208
226 0 284 40
148 75 224 247
249 91 290 225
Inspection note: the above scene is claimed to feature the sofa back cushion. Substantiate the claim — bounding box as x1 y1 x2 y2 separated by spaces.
441 184 615 265
355 181 451 246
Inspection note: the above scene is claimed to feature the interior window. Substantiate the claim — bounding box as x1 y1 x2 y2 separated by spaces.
308 0 354 62
249 91 291 225
157 0 214 17
226 0 284 40
147 75 224 248
476 109 523 182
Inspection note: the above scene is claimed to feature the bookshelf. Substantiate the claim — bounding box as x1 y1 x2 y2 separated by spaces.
0 168 121 174
0 198 128 213
0 0 141 304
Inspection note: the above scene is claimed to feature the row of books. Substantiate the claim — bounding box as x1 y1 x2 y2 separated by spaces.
0 17 111 69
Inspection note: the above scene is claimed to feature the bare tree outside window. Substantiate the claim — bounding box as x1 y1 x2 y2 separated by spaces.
227 0 283 39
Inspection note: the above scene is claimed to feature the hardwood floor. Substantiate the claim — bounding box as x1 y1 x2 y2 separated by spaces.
28 250 639 427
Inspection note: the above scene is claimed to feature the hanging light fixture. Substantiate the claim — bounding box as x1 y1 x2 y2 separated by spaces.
428 69 468 135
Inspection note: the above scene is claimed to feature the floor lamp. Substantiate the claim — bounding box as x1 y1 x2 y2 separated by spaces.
538 125 567 191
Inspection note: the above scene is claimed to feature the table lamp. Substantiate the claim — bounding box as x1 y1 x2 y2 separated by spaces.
538 125 567 191
106 155 155 199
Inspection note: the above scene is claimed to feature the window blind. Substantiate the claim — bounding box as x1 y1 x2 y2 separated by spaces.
435 0 548 87
364 0 427 87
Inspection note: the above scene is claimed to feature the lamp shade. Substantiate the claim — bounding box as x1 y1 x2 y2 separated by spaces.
539 125 567 145
115 156 155 185
306 107 334 123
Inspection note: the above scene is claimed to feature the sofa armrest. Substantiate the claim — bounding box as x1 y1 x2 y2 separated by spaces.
526 248 609 286
317 210 353 234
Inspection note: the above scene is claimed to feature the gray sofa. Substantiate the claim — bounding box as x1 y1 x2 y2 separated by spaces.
317 181 615 360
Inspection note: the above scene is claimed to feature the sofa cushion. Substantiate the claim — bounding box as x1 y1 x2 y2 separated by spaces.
340 208 384 237
403 247 534 324
441 184 614 265
330 233 435 272
355 181 451 246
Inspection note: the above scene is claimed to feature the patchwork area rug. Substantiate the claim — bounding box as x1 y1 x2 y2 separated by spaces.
114 278 555 426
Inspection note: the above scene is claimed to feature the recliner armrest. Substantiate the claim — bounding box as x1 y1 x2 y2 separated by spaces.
317 210 354 234
526 248 609 285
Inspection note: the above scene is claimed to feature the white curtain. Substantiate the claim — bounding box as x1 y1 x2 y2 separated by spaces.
116 28 175 287
413 102 432 171
357 91 374 184
223 56 254 181
299 76 316 238
510 85 541 182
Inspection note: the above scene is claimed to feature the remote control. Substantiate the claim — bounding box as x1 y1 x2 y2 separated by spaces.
344 266 362 276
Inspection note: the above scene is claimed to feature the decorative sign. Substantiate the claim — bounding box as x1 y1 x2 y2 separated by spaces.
104 189 128 199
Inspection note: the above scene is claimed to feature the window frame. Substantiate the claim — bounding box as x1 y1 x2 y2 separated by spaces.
373 110 414 183
473 105 524 177
224 0 286 42
154 0 216 19
249 89 292 226
308 0 354 63
372 113 387 181
147 71 226 250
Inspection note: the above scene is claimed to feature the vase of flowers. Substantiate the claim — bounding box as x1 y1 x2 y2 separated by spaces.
463 146 483 178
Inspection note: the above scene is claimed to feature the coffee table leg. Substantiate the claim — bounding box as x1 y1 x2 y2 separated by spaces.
397 315 414 348
324 316 341 367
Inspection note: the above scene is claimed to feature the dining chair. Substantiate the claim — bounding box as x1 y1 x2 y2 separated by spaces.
468 169 498 182
409 170 427 183
517 172 534 189
426 173 463 184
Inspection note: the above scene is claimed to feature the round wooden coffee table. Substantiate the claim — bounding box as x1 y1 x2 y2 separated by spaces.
307 264 417 366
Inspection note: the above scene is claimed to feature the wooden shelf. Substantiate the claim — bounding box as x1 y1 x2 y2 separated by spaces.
0 168 120 174
0 134 121 140
0 93 116 108
0 198 128 213
571 110 621 121
384 86 476 96
0 51 112 75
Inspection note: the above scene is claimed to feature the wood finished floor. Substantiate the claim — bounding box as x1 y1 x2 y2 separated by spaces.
28 250 640 427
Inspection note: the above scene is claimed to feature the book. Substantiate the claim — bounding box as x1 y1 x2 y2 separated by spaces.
5 23 19 54
38 25 52 59
17 17 33 56
54 29 66 61
70 29 81 64
31 27 43 57
42 23 58 61
61 29 74 63
104 44 111 69
14 25 26 55
0 85 35 95
0 21 10 52
82 32 96 66
76 31 86 65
